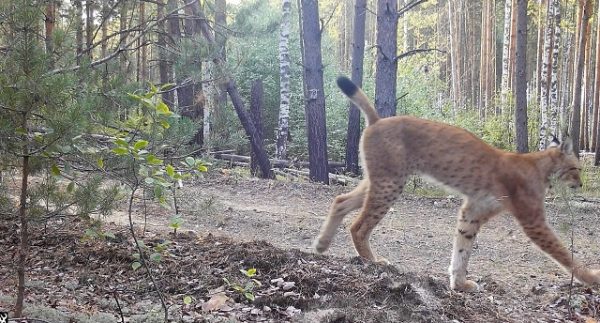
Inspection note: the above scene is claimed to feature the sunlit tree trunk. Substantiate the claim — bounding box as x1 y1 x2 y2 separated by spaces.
548 0 561 136
572 0 592 157
539 0 552 150
581 13 593 151
44 1 55 59
514 0 528 153
592 0 600 153
74 0 83 65
139 2 148 83
448 0 463 113
300 0 329 184
345 0 367 175
276 0 292 160
534 0 546 105
375 0 398 117
157 0 174 105
500 0 512 109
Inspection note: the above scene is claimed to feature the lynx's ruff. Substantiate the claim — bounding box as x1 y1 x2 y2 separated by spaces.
314 76 600 292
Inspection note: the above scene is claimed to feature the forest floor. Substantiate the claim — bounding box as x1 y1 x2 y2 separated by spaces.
2 169 600 322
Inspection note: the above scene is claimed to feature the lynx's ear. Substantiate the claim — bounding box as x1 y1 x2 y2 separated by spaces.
548 134 560 148
560 137 574 155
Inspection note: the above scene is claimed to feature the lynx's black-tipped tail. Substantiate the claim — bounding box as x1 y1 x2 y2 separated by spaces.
336 76 380 126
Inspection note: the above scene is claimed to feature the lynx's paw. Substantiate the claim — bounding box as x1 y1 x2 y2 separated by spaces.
579 269 600 285
375 257 390 265
450 279 480 292
313 238 330 254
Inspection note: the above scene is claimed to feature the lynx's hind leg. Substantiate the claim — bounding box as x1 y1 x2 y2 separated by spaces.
314 179 369 253
350 176 405 263
449 199 502 292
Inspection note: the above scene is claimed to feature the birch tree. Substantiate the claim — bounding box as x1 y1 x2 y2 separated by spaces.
549 0 561 136
539 0 553 150
500 0 513 108
276 0 292 160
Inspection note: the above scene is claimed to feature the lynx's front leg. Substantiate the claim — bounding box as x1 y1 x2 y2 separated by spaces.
514 206 600 286
449 200 502 292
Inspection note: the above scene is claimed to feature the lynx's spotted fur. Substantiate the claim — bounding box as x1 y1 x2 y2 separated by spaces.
314 76 600 292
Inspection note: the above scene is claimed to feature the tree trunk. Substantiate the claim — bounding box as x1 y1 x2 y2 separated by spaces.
119 1 129 80
571 0 592 157
74 0 84 65
500 0 512 109
214 0 228 120
86 0 94 60
300 0 329 184
276 0 292 160
166 0 182 108
549 0 561 136
157 0 174 106
226 81 274 179
514 0 528 153
534 0 546 106
44 0 55 59
375 0 399 118
250 80 267 178
139 2 148 83
592 0 600 153
581 11 593 151
539 0 552 149
345 0 367 176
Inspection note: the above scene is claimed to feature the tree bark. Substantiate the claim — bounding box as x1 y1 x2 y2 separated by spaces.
276 0 292 160
592 0 600 153
86 0 94 60
74 0 84 65
300 0 329 184
44 0 55 59
250 80 267 178
119 0 129 80
500 0 512 109
139 2 148 83
375 0 398 118
514 0 528 153
571 0 592 157
549 0 561 136
157 0 174 106
345 0 367 176
538 0 551 150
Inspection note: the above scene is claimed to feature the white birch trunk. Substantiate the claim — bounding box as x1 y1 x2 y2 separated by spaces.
539 0 553 150
500 0 512 108
549 0 561 137
276 0 292 159
202 62 215 146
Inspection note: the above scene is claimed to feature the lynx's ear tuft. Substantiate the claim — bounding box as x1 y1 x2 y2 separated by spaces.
336 76 358 97
560 137 574 155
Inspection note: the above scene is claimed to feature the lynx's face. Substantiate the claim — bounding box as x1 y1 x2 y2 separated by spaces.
550 138 582 189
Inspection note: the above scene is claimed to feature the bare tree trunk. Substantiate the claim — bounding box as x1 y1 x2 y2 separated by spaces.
500 0 512 109
345 0 367 176
571 0 592 157
448 0 463 113
535 0 546 105
74 0 83 65
166 0 182 108
157 0 174 105
550 0 562 134
139 2 148 83
515 0 529 153
375 0 398 117
592 0 600 153
86 0 94 60
250 80 267 178
44 1 55 59
300 0 329 184
119 1 129 80
581 12 593 151
276 0 292 160
539 0 553 149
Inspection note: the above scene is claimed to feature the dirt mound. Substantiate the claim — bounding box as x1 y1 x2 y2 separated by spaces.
2 218 599 323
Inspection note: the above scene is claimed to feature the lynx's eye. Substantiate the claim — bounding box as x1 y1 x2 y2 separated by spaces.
557 167 582 189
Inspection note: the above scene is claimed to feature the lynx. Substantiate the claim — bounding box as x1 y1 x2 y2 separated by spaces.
314 76 600 292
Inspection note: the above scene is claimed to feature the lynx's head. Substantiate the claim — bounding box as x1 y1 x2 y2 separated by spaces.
548 136 582 189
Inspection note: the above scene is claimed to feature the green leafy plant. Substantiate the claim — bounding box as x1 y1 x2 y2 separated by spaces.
223 267 261 302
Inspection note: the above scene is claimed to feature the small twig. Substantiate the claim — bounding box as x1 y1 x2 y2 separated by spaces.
112 290 126 323
397 0 429 17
